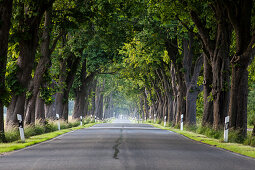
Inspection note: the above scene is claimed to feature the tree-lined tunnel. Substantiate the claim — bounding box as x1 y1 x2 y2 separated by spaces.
1 0 255 169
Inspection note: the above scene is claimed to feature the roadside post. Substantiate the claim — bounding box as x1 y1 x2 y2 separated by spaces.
154 114 156 123
180 114 183 131
164 116 167 127
80 116 83 126
224 116 229 142
95 116 97 123
17 114 25 142
56 114 60 130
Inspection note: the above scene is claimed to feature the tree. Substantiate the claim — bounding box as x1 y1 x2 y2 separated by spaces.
223 0 255 136
0 0 13 142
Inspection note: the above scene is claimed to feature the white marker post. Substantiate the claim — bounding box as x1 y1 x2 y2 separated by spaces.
164 116 167 127
95 116 97 123
180 114 184 131
56 114 60 130
17 114 25 142
80 116 83 126
154 114 156 123
90 115 93 122
224 116 229 142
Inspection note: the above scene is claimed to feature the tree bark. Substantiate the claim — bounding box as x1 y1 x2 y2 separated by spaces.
0 0 13 141
35 93 45 123
202 54 214 126
185 56 203 125
95 80 105 119
89 79 97 116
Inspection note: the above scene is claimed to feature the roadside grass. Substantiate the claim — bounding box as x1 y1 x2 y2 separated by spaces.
146 122 255 158
0 118 106 154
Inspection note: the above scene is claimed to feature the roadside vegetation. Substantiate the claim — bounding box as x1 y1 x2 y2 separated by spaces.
0 117 111 154
144 120 255 158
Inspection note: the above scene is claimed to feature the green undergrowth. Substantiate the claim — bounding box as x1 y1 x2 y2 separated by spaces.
0 122 99 154
146 122 255 158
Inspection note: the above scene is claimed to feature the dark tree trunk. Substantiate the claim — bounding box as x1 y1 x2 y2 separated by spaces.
202 54 214 126
35 93 45 123
211 51 230 129
229 65 248 135
6 1 54 127
0 0 13 141
95 80 104 119
25 10 51 125
182 35 203 125
45 94 57 120
176 77 186 125
224 0 253 137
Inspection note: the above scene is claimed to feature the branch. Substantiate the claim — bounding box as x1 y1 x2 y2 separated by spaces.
190 54 203 85
190 10 214 54
98 72 117 75
49 32 65 55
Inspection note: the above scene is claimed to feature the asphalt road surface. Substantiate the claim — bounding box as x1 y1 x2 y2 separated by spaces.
1 119 255 170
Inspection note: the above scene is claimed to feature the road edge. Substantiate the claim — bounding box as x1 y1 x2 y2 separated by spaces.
146 123 255 159
0 122 99 155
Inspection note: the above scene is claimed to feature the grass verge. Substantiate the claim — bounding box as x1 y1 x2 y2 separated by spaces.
147 123 255 158
0 122 97 154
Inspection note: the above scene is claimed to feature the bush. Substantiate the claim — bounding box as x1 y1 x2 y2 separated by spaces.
5 127 19 142
3 118 84 143
244 136 255 146
196 125 223 139
228 130 245 143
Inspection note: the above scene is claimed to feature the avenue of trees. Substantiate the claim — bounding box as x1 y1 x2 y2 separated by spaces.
1 0 255 142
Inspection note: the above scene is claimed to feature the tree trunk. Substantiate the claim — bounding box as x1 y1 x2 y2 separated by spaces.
229 63 249 135
224 0 253 137
0 0 13 141
95 80 105 119
211 52 230 129
89 79 97 116
202 54 213 126
175 74 186 125
45 94 57 120
35 93 45 123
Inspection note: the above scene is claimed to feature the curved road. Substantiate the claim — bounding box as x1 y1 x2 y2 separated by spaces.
1 119 255 170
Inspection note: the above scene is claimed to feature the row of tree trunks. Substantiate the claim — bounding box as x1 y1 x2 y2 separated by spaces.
103 92 113 118
190 1 232 129
56 54 81 121
6 1 55 127
24 9 52 125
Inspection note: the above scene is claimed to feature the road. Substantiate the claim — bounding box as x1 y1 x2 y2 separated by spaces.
1 119 255 170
